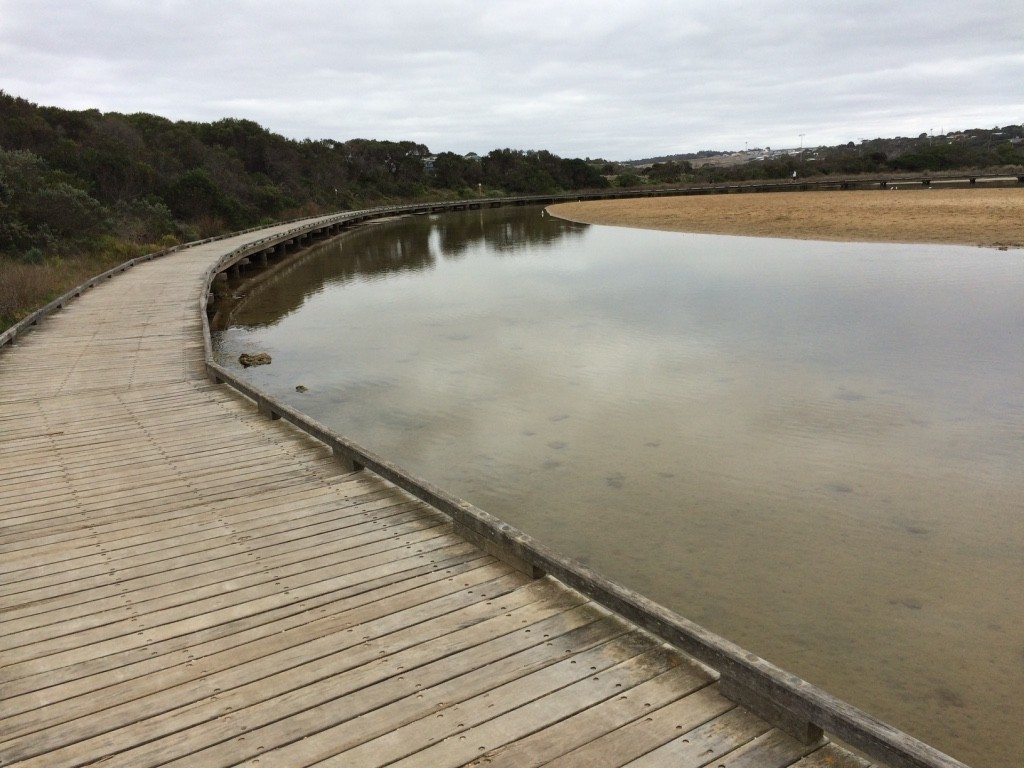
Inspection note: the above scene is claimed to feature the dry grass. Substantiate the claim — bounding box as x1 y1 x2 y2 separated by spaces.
0 252 135 331
549 188 1024 248
0 260 60 328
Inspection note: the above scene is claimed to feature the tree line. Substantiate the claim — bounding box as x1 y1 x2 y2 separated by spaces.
0 91 610 265
0 91 616 327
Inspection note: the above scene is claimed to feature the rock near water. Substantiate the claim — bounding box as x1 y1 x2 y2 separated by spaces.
239 352 272 367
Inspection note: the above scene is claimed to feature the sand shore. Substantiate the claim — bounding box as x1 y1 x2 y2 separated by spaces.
548 188 1023 248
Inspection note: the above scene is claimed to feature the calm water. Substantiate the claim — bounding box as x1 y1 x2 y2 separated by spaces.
214 207 1024 767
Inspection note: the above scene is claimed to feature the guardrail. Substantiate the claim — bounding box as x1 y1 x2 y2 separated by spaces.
197 204 970 768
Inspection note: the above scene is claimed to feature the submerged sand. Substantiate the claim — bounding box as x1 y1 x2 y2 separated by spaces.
548 188 1023 248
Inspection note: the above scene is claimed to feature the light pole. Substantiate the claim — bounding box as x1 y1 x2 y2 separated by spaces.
799 133 805 150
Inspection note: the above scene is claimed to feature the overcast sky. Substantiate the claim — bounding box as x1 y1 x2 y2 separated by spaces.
2 0 1021 160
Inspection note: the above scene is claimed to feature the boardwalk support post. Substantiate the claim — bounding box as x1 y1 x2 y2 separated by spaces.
333 448 364 473
454 522 546 579
719 675 824 744
258 398 281 420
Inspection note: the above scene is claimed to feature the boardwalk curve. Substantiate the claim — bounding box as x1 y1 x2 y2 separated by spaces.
1 211 966 767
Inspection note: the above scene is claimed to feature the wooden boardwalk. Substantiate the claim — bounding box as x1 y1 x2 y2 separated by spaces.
0 217 934 767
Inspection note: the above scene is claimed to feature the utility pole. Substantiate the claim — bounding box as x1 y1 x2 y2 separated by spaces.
799 133 805 150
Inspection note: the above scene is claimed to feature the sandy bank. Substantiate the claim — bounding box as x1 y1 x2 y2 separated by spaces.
548 188 1023 248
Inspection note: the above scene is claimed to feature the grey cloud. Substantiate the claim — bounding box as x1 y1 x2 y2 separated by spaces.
1 0 1020 158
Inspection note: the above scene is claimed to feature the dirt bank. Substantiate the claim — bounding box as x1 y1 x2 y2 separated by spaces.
548 188 1023 248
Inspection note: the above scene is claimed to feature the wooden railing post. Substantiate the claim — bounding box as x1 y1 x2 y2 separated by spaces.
719 675 824 745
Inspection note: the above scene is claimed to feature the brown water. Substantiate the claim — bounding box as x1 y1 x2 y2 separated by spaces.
213 207 1024 767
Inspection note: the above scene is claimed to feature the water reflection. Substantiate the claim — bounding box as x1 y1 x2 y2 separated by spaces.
213 206 1024 768
214 208 588 331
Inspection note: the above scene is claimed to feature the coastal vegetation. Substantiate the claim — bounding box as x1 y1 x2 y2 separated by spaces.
0 91 608 329
1 88 1021 330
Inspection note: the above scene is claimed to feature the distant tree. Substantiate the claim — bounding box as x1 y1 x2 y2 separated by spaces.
645 160 691 184
162 168 241 223
553 157 609 189
0 90 55 151
0 148 108 257
995 142 1024 164
430 152 480 190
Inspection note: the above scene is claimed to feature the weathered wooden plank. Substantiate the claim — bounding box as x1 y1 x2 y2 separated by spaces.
0 487 416 568
0 438 336 493
0 414 272 458
2 467 373 535
0 511 447 630
2 503 442 613
0 471 367 538
792 743 874 768
3 564 523 737
2 547 493 704
536 683 740 768
249 626 630 768
706 727 825 768
73 593 604 768
1 464 360 550
384 646 695 768
0 495 427 605
309 636 651 768
0 490 408 583
0 570 536 765
467 662 716 767
618 706 773 767
0 528 487 662
0 540 488 680
0 486 402 591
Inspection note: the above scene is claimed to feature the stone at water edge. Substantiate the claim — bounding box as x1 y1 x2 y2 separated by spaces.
239 352 272 367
